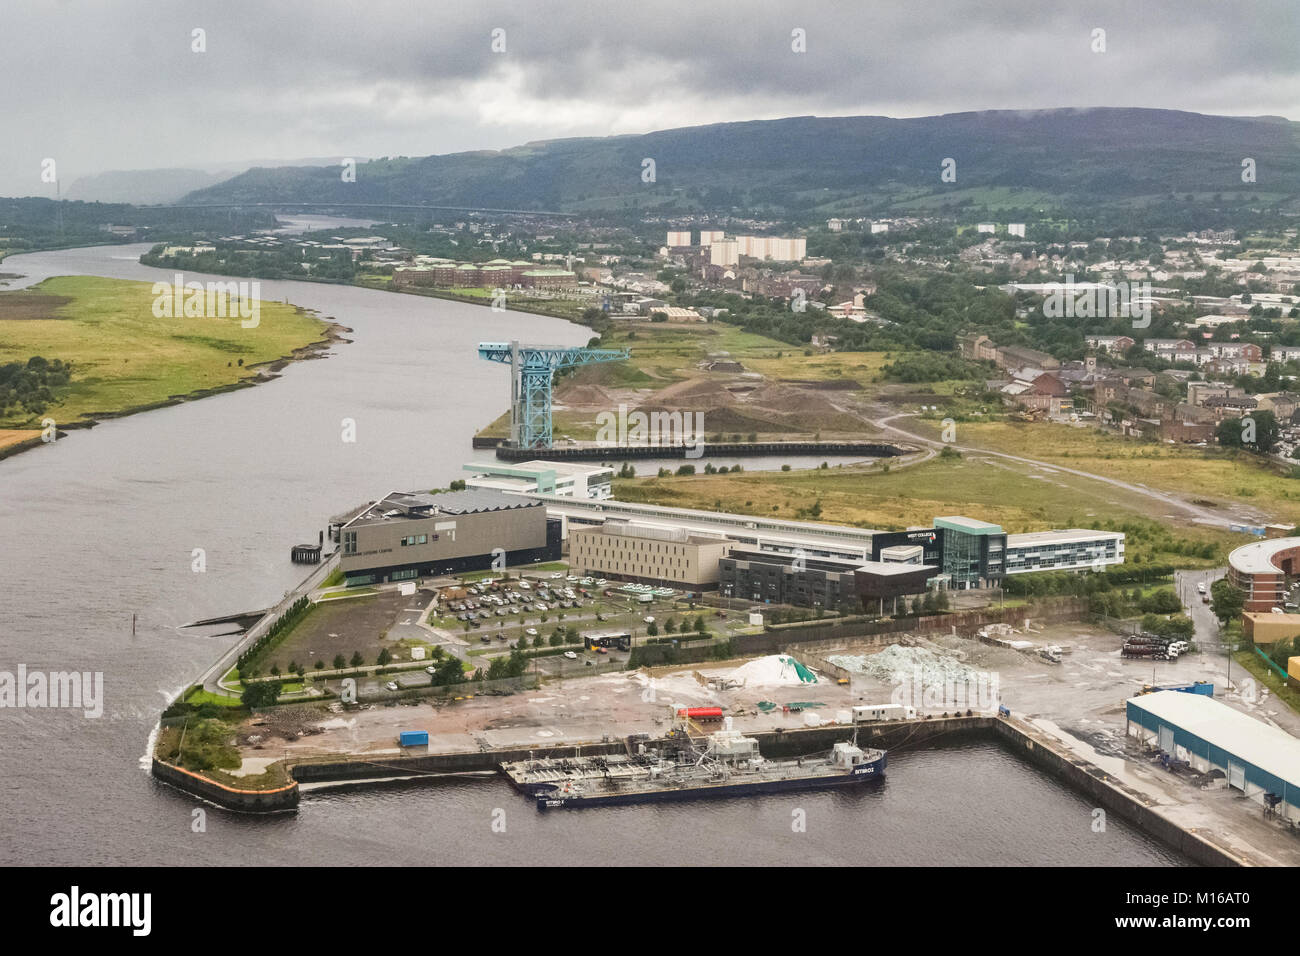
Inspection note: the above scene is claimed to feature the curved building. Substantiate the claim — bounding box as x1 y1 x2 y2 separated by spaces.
1227 537 1300 611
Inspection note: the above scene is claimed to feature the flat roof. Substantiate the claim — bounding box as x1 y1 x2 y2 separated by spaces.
1128 691 1300 788
1228 537 1300 575
934 515 1004 534
854 561 940 577
463 459 612 479
1006 529 1125 546
530 494 877 548
345 488 538 527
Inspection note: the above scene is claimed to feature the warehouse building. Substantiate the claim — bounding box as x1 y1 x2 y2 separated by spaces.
1126 691 1300 824
568 519 733 591
338 489 560 585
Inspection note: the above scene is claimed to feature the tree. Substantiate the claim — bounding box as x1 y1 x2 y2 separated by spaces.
350 651 364 667
376 647 392 666
647 621 659 636
1210 578 1244 624
332 654 346 670
241 680 282 709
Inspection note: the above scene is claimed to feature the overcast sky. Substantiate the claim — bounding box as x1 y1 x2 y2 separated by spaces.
3 0 1298 197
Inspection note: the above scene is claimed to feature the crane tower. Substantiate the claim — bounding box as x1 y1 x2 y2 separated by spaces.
477 341 630 449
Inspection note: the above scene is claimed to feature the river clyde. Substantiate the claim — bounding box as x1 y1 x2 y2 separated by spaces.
0 243 1185 865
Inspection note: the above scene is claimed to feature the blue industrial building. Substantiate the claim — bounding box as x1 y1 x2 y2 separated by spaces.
1126 691 1300 826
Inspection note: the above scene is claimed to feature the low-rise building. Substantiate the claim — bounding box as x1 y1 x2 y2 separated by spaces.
338 489 560 585
462 460 613 499
568 520 733 590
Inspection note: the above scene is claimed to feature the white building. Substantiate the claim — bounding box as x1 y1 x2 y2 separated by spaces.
1003 529 1126 574
734 235 806 261
699 230 726 246
666 231 692 248
709 239 739 267
462 461 614 500
1007 223 1026 238
870 222 889 234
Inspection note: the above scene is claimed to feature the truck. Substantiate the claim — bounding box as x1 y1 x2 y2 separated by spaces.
398 730 429 747
853 704 916 722
676 706 724 722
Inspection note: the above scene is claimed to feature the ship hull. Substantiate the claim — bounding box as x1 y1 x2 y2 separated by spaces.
534 752 886 809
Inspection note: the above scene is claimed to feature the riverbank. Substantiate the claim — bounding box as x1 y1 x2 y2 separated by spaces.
0 275 344 455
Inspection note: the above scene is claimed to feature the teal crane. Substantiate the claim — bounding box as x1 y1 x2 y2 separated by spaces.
477 341 630 449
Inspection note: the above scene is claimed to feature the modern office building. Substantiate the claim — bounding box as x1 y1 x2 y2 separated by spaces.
855 561 941 614
1126 691 1300 824
1228 537 1300 612
1004 529 1126 574
569 519 733 591
717 549 862 610
536 496 1124 591
462 460 613 499
870 518 1124 589
933 516 1007 589
338 489 560 585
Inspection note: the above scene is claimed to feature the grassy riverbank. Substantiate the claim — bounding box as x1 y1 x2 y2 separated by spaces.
0 275 333 429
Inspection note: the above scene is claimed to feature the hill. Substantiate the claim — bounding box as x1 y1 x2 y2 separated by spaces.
181 108 1300 219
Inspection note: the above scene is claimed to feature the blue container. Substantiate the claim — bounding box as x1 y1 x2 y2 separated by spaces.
399 730 429 747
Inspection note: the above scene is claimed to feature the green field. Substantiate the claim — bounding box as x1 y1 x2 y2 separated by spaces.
0 275 330 427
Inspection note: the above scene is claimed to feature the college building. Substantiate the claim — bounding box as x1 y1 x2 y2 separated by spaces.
568 520 733 591
338 489 561 585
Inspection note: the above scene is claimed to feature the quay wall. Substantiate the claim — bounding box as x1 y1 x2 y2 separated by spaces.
151 758 299 813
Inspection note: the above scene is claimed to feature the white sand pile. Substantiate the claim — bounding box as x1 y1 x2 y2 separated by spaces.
727 654 819 687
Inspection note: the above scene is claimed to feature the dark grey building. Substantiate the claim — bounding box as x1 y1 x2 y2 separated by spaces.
718 549 862 610
338 489 560 584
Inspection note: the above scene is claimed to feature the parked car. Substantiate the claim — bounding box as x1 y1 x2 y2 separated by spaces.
563 650 578 660
385 681 399 691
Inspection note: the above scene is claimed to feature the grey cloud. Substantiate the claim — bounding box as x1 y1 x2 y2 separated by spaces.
1 0 1296 196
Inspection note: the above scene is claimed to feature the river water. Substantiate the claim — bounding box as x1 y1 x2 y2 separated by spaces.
0 243 1185 865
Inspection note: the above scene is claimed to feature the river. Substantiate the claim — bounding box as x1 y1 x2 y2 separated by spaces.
0 242 1185 865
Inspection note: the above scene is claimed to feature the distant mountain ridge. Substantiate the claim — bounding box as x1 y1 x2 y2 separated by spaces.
68 157 371 206
181 109 1300 216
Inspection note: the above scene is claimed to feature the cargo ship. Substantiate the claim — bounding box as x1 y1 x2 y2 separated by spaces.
500 719 886 809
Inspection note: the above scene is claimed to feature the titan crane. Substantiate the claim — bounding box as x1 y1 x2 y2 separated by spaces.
477 341 630 449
